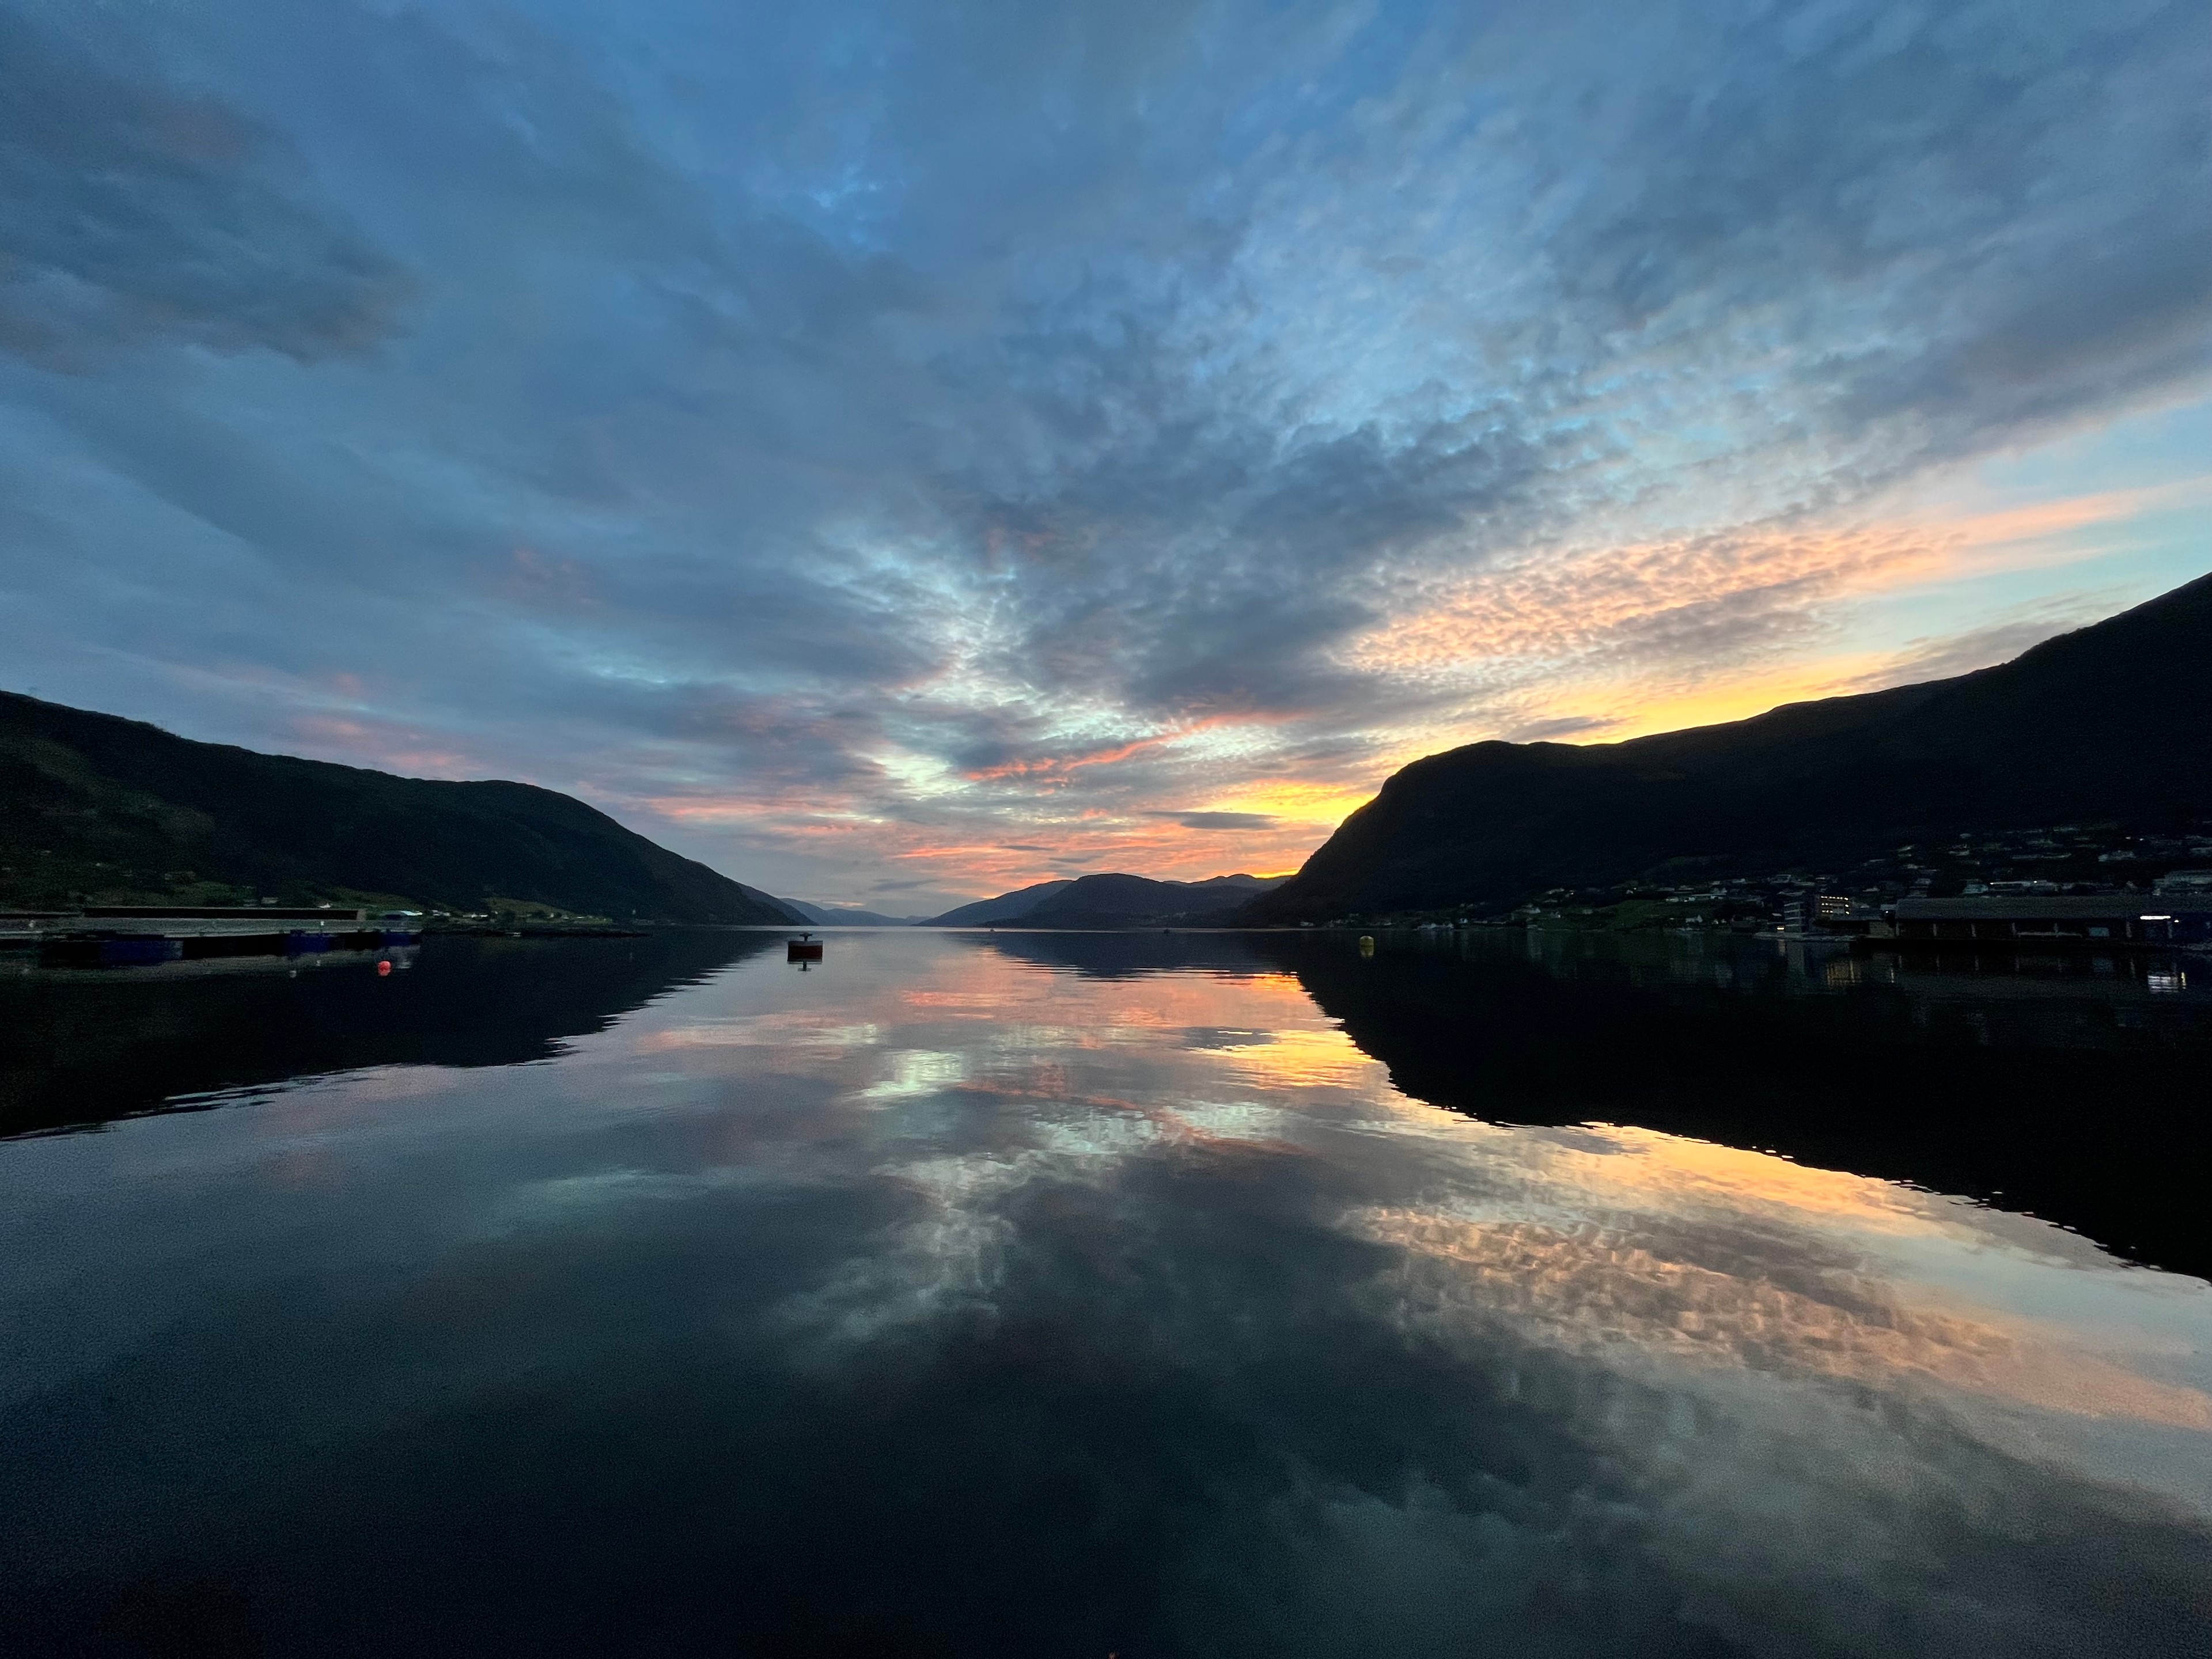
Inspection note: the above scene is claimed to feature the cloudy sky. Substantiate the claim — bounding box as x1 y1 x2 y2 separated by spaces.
2 0 2207 911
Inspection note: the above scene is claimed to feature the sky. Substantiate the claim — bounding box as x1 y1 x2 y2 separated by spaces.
1 0 2207 914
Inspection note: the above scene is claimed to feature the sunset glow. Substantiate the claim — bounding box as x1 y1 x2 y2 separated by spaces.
2 0 2205 911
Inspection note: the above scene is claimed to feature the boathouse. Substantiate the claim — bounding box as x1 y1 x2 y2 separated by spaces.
1890 895 2212 946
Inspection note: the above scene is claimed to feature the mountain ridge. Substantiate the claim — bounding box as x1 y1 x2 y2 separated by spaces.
923 880 1077 927
931 872 1287 928
784 900 924 926
1247 571 2212 922
0 692 804 925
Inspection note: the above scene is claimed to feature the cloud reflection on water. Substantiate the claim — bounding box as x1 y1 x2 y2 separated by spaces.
1 930 2207 1655
637 937 2212 1532
611 939 2212 1426
878 944 2207 1406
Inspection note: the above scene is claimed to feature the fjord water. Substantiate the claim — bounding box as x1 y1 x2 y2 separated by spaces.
2 932 2208 1656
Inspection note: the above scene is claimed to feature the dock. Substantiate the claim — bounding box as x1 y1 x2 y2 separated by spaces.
0 906 422 968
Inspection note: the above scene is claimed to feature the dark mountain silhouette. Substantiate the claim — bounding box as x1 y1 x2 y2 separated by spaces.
923 880 1076 926
0 692 802 924
1024 872 1286 927
785 900 922 926
1249 571 2212 921
927 874 1288 928
974 872 1286 929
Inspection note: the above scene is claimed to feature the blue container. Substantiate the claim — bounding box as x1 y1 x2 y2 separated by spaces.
286 931 335 955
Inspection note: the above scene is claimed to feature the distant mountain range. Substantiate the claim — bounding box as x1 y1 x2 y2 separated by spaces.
1248 570 2212 923
783 900 926 927
0 692 803 925
923 880 1077 927
29 571 2196 935
927 872 1286 928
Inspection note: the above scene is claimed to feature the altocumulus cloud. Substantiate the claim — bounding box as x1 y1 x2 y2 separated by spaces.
0 12 412 365
0 0 2205 903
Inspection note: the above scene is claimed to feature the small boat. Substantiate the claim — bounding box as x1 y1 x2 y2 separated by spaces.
787 933 824 965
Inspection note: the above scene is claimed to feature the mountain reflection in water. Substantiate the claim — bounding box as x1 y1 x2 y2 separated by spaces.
1 928 2206 1657
0 931 783 1137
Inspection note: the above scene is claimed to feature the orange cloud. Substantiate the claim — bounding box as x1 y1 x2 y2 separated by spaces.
1197 778 1378 824
1355 521 1947 681
1935 474 2212 552
960 713 1263 786
608 472 2205 904
963 733 1176 783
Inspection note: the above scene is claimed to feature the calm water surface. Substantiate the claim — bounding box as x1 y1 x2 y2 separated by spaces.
2 929 2209 1656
